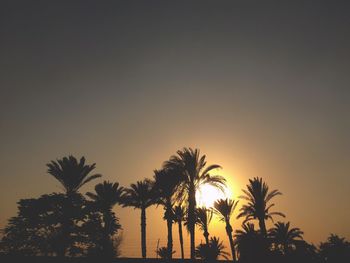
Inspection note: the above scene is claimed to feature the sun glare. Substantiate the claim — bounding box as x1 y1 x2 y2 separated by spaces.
196 184 232 208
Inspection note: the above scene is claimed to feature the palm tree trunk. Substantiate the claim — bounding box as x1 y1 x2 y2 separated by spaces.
258 218 269 261
259 218 267 237
141 207 147 258
58 220 69 257
103 210 113 257
188 184 196 259
166 216 173 259
226 222 236 262
178 220 184 259
204 230 210 245
60 194 74 257
57 226 67 257
165 201 173 259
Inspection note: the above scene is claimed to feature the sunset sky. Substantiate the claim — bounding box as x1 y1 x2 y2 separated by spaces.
1 1 350 258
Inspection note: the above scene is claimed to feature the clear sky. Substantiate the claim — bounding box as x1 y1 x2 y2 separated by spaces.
1 0 350 258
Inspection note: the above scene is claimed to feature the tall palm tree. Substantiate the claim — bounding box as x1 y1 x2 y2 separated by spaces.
153 168 182 259
237 177 285 237
46 155 101 256
195 207 213 245
213 198 239 262
86 181 124 257
122 179 154 258
173 205 186 259
164 147 226 259
47 156 101 196
268 221 304 255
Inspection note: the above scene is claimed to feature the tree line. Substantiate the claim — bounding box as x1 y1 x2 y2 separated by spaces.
0 148 349 263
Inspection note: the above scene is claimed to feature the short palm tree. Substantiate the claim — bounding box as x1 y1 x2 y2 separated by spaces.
213 198 239 261
173 205 186 259
46 155 101 256
122 179 154 258
164 147 226 259
235 223 258 241
238 177 285 236
235 223 266 261
195 207 213 245
86 181 124 257
319 234 350 263
195 236 229 261
269 221 304 255
153 168 182 259
155 246 176 259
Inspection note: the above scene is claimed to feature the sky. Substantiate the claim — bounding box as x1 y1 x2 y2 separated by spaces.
1 0 350 258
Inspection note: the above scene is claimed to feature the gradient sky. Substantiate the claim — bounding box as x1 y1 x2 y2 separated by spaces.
1 0 350 258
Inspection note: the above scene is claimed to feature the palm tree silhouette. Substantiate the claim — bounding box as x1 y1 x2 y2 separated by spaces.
173 205 186 259
319 234 350 263
164 147 226 259
235 223 266 261
155 246 176 259
122 179 154 258
195 236 229 261
86 181 124 257
153 168 182 259
47 156 101 195
46 156 101 256
195 207 213 245
213 198 239 261
268 221 304 255
238 177 285 237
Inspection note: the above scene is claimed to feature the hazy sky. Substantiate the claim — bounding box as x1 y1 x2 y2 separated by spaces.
1 0 350 258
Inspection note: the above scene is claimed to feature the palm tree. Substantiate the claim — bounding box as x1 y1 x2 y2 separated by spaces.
195 207 213 245
173 205 186 259
268 221 303 255
213 198 239 261
122 179 154 258
237 177 285 237
86 181 124 257
153 168 182 259
195 236 229 261
319 234 350 263
46 155 101 256
47 156 101 196
235 223 266 261
155 246 176 259
292 240 319 263
164 147 226 259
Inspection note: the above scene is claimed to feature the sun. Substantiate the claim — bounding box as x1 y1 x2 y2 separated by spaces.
196 183 232 208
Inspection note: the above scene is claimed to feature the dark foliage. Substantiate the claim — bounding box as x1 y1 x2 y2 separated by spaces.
235 223 270 262
0 193 113 256
155 246 176 259
86 181 124 258
195 236 229 261
319 234 350 263
268 221 304 254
